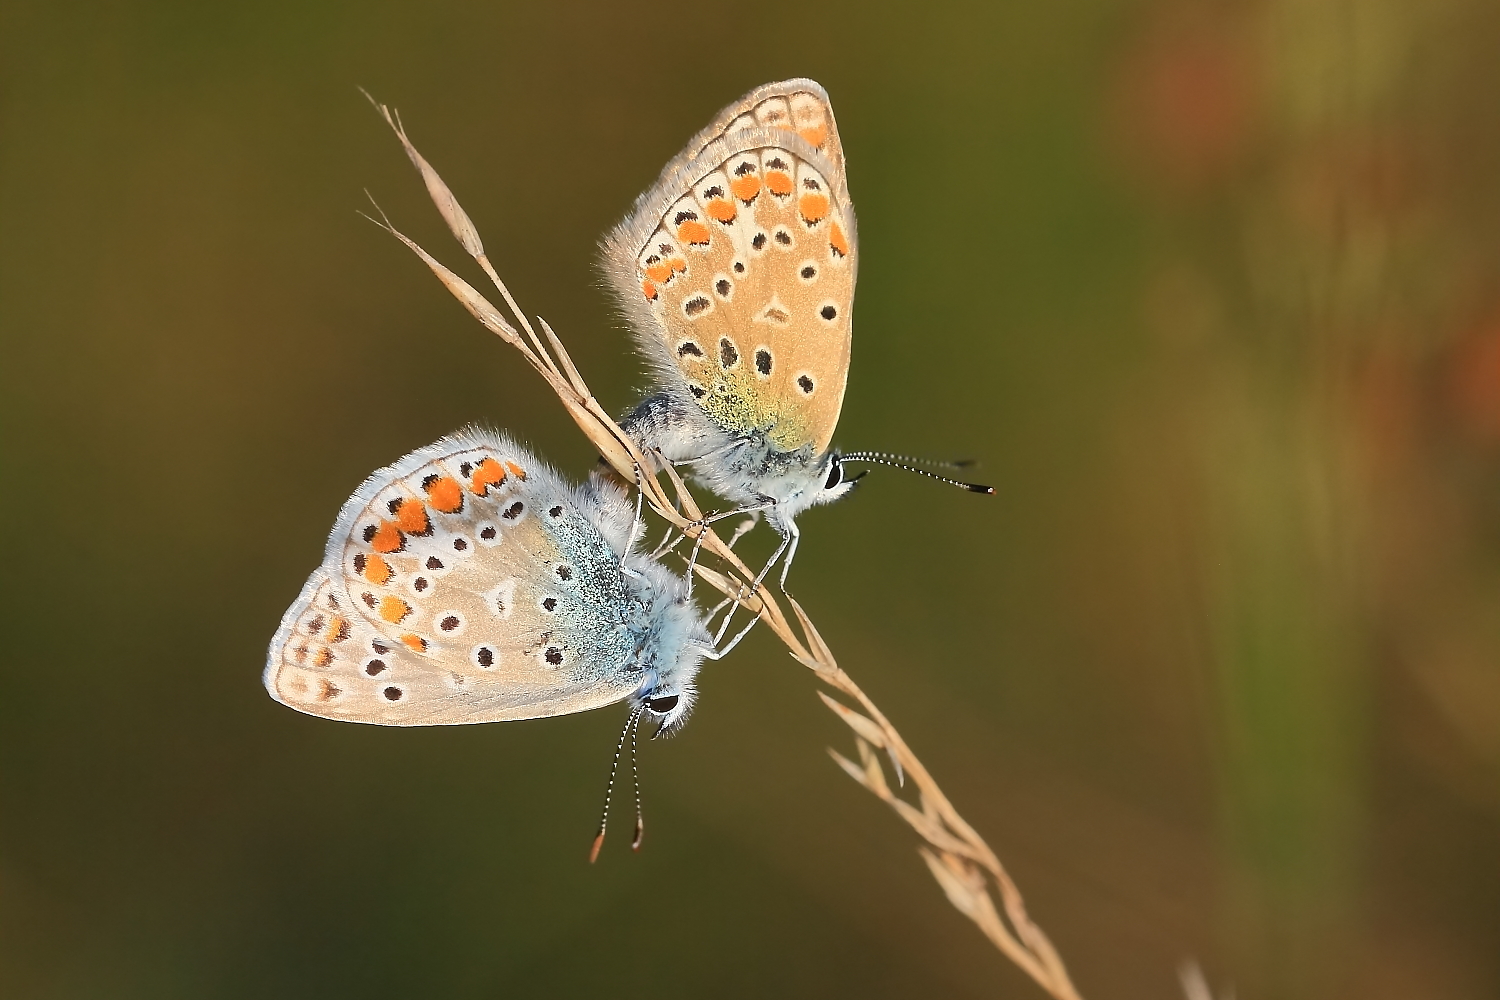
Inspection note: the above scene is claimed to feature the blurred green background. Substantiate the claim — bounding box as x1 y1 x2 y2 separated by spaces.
4 1 1500 997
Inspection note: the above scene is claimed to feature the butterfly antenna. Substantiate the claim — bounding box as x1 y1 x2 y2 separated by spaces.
590 705 641 863
842 451 978 471
840 453 995 494
629 710 644 852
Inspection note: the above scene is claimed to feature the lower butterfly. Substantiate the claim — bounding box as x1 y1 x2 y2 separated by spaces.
265 427 738 738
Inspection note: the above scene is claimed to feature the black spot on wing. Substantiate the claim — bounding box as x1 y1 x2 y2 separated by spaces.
719 338 739 368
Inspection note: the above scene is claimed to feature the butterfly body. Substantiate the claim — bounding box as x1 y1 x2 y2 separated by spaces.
265 428 709 733
602 80 861 581
621 394 848 535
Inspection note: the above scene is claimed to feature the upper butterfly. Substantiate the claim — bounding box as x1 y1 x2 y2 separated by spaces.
602 79 860 587
265 428 715 736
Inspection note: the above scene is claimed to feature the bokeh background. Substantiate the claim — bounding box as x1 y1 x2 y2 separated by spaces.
5 1 1500 997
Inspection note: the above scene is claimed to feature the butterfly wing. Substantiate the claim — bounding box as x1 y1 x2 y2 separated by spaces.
604 81 857 458
265 430 643 725
653 79 852 216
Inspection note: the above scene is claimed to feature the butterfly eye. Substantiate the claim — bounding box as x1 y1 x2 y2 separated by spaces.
823 459 843 491
646 695 679 715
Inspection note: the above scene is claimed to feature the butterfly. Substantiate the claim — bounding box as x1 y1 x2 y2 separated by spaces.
264 428 729 738
602 79 989 589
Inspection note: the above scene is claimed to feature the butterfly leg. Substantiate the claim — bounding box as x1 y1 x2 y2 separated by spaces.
620 460 648 581
706 582 750 646
682 520 712 601
678 502 764 592
649 525 684 560
671 503 774 647
700 606 763 660
646 451 693 560
681 499 777 597
702 518 790 649
705 592 738 620
777 521 801 592
724 511 760 549
747 516 793 595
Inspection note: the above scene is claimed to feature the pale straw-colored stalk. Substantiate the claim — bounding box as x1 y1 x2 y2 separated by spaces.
363 97 1083 1000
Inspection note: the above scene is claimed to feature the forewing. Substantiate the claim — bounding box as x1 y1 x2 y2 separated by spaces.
265 431 641 726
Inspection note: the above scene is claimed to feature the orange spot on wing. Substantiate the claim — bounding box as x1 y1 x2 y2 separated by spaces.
401 633 428 653
667 257 687 274
644 263 672 283
765 171 793 197
676 220 711 246
395 498 429 535
504 461 527 481
364 554 393 585
797 123 828 148
379 595 412 624
799 192 830 224
327 616 351 642
730 175 761 202
370 520 403 553
470 458 505 495
705 198 736 223
642 279 658 300
425 476 463 513
830 222 850 257
313 647 334 668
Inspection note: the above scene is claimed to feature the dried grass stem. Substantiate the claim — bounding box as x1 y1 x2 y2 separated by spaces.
363 96 1083 1000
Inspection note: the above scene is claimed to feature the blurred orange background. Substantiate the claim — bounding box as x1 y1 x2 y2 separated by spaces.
3 1 1499 997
